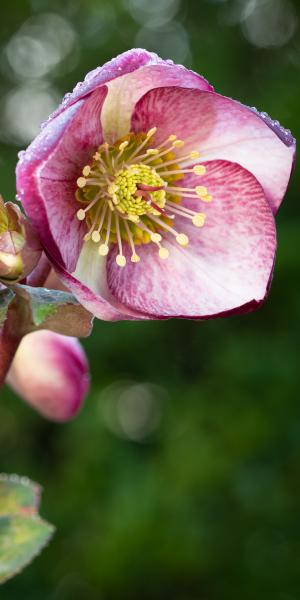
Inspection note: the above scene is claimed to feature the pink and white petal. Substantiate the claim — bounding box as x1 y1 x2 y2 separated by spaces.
106 161 276 319
17 86 107 270
7 331 89 422
131 87 295 214
101 63 213 143
53 243 150 321
50 49 213 130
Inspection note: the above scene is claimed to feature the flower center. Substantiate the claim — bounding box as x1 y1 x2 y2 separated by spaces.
113 164 166 216
75 128 212 266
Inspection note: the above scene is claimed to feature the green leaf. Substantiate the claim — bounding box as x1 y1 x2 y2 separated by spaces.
0 474 40 516
0 288 15 328
13 284 94 338
0 475 54 584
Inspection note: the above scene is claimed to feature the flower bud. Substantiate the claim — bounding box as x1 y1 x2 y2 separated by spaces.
0 196 41 284
6 330 90 422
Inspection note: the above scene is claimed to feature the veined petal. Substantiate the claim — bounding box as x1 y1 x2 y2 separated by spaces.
50 49 213 135
6 331 89 422
17 86 107 271
106 161 276 319
131 87 295 214
56 241 150 321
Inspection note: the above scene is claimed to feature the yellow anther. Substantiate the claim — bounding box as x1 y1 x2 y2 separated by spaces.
99 244 109 256
193 165 206 175
147 127 157 138
82 165 91 177
146 149 159 155
76 129 209 267
127 215 139 223
192 213 206 227
201 194 213 203
159 247 169 260
131 253 140 263
91 231 101 243
77 177 87 188
176 233 189 246
196 186 208 197
173 140 184 148
116 254 126 267
108 183 118 195
151 233 162 243
77 209 86 221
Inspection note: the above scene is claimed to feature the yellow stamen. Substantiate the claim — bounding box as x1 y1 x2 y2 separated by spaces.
196 186 208 197
77 177 86 188
119 141 129 151
193 165 206 175
176 233 189 246
147 127 157 138
159 247 169 260
172 140 184 148
82 166 91 177
193 213 206 227
75 129 211 266
116 254 126 267
99 244 109 256
201 194 213 203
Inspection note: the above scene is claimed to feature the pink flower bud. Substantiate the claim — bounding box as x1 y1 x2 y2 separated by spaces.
7 330 89 422
0 197 41 284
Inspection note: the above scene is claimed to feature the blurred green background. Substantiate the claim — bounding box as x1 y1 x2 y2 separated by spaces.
1 0 300 598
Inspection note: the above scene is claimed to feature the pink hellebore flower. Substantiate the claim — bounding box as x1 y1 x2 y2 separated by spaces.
7 331 89 422
16 49 295 321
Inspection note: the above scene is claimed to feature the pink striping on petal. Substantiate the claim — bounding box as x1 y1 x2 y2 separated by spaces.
106 160 276 319
131 87 295 214
17 86 107 271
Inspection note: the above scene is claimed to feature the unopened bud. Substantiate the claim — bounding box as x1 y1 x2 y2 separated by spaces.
0 196 41 284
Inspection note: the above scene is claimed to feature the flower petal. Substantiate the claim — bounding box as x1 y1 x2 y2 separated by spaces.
17 86 107 271
56 241 150 321
50 49 213 142
7 331 89 422
131 87 295 213
106 161 276 319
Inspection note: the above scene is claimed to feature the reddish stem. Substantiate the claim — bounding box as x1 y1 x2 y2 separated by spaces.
0 327 20 384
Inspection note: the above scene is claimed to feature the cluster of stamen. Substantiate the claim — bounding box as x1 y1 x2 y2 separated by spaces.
75 127 212 266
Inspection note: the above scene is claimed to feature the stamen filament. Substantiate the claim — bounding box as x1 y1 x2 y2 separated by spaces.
115 213 126 266
92 203 108 242
99 210 111 256
124 220 140 263
76 194 102 220
127 127 157 161
85 203 102 241
155 152 200 170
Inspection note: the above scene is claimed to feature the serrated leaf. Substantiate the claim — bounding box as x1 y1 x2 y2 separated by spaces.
0 515 54 584
0 475 54 584
0 475 40 516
